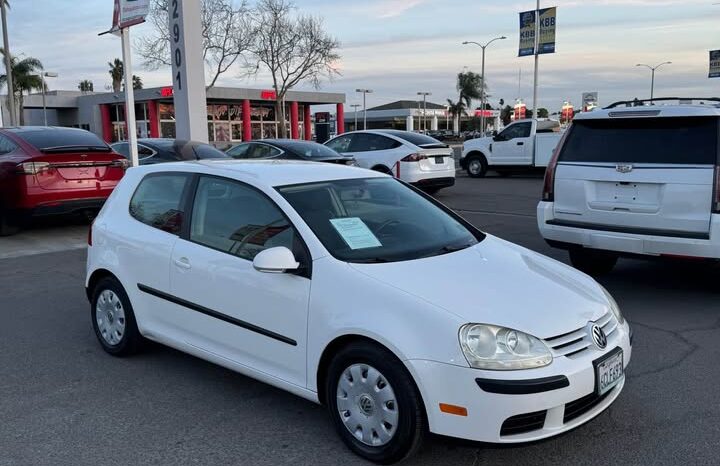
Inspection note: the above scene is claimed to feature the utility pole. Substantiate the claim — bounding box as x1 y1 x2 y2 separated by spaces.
1 1 16 126
417 92 431 132
532 0 539 122
350 104 361 130
356 89 373 130
462 36 506 135
32 71 58 126
636 62 672 100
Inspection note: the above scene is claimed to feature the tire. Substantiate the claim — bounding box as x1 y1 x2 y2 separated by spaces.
465 155 487 178
0 209 20 236
91 277 145 356
325 341 426 464
422 187 440 195
569 248 618 276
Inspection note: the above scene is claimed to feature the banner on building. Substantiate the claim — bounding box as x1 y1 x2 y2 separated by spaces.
710 50 720 79
113 0 151 30
518 7 557 57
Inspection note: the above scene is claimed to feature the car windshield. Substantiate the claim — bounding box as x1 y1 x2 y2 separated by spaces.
283 141 344 158
278 178 483 263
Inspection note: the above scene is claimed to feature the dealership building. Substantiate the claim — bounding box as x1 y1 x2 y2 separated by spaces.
2 86 346 147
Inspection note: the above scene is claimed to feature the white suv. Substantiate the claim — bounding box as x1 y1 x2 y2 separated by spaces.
538 99 720 274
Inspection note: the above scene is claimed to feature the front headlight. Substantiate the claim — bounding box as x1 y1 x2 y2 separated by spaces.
459 324 553 370
600 285 625 325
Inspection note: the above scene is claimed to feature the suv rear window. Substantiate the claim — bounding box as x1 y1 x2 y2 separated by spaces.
560 117 719 165
379 131 447 149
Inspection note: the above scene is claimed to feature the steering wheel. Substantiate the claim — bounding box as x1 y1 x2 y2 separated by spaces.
375 220 402 236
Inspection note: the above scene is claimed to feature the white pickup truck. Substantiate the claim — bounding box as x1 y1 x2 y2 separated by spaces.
460 119 563 177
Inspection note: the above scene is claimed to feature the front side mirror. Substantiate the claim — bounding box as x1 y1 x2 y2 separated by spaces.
253 246 300 273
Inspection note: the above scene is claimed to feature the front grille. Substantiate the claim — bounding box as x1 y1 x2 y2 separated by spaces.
543 311 618 359
563 388 613 423
500 410 547 436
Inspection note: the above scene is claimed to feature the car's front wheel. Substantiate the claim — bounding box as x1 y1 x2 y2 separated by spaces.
91 277 145 356
465 155 487 178
326 341 425 464
569 248 618 275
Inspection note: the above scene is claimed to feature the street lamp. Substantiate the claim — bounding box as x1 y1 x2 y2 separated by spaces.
31 71 59 126
462 36 507 135
635 62 672 100
417 92 431 132
350 104 361 131
355 89 373 130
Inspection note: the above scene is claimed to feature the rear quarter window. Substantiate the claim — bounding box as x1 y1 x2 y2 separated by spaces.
129 174 190 235
559 117 719 165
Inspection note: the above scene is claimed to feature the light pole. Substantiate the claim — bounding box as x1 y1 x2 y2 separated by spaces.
32 71 58 126
350 104 361 131
417 92 431 132
462 36 507 136
356 89 373 130
636 62 672 100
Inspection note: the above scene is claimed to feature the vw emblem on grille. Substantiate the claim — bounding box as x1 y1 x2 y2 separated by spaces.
591 324 607 350
616 164 633 173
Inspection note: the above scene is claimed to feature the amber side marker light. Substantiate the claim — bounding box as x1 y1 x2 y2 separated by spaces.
439 403 468 416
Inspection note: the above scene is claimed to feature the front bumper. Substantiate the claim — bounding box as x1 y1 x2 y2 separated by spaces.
405 323 631 443
537 201 720 259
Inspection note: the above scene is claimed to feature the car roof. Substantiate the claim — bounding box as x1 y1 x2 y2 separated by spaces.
127 159 385 187
575 104 720 120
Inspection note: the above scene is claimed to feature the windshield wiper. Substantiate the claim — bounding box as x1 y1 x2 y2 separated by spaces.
419 243 475 259
41 145 111 153
351 257 393 264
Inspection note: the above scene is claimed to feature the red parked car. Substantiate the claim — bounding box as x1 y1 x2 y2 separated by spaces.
0 127 127 235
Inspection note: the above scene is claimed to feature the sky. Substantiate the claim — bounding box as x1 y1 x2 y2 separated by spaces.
4 0 720 112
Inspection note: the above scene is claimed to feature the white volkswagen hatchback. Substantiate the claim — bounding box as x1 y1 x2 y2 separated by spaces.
86 160 631 463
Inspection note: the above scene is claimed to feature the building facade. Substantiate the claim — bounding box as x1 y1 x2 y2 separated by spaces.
3 87 346 147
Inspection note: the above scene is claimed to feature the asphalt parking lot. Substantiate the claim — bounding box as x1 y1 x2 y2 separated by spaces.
1 173 719 466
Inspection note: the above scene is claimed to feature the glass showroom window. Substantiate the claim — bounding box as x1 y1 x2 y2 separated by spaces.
159 103 176 138
110 103 149 142
207 103 244 145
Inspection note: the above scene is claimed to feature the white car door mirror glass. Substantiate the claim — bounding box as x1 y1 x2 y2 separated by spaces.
253 246 300 273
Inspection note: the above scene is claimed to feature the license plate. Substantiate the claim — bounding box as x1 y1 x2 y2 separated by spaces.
594 348 624 396
434 157 444 164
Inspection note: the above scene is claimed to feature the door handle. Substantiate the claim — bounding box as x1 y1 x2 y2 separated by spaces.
517 142 524 146
173 257 191 270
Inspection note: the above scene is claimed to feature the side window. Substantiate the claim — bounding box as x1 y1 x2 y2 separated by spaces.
227 143 251 159
138 144 155 157
500 123 532 140
112 143 130 158
517 123 532 138
190 176 298 262
326 135 353 153
193 144 228 160
350 134 398 152
0 135 18 155
250 144 282 159
129 174 190 235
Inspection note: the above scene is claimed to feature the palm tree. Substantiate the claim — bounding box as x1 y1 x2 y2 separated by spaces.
447 71 485 133
0 48 43 125
132 75 143 90
78 79 94 93
108 58 123 93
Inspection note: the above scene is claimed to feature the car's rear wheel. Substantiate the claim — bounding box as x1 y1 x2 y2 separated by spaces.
91 277 144 356
326 341 425 464
569 248 618 275
466 155 487 178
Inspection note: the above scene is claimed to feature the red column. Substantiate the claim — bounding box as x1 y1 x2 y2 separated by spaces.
304 105 312 141
290 101 299 139
242 99 252 141
336 103 345 135
147 101 160 138
99 104 113 143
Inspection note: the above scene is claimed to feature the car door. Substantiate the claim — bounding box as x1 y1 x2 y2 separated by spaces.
490 122 533 165
344 133 404 172
169 175 311 387
325 134 355 157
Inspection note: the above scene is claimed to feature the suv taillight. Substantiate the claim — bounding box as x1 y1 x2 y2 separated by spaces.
401 153 428 162
16 162 50 175
542 127 572 202
713 165 720 214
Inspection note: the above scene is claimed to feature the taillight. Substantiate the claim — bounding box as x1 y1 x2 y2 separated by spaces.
713 165 720 214
401 153 428 162
16 162 50 175
111 159 131 170
542 127 572 202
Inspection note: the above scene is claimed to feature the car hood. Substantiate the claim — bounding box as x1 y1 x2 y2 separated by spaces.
464 136 493 151
348 235 609 339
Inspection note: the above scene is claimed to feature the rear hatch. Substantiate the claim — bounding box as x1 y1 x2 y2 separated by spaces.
30 149 125 191
417 144 455 172
553 115 719 237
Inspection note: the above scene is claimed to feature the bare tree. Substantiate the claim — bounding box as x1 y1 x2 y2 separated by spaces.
250 0 340 138
136 0 254 89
